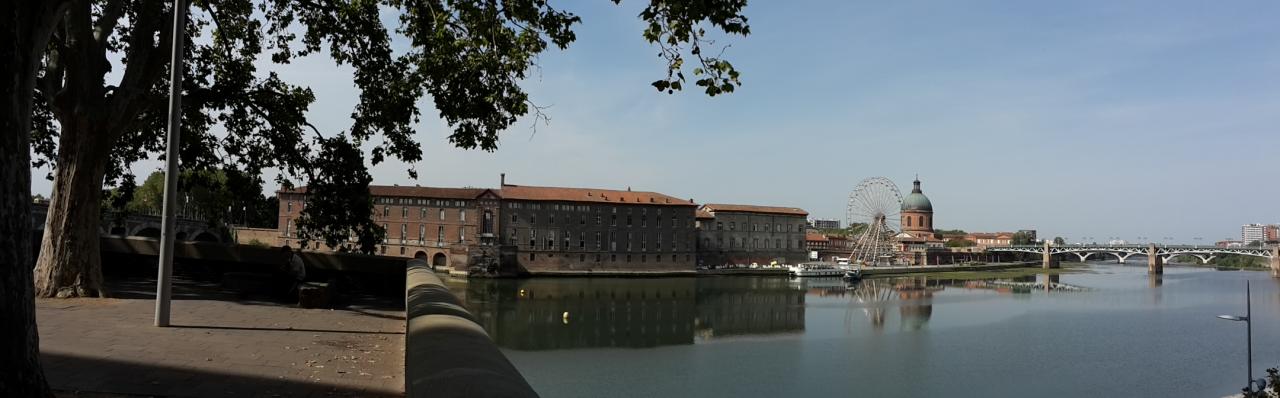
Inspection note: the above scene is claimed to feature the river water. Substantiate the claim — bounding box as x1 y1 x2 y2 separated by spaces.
451 263 1280 397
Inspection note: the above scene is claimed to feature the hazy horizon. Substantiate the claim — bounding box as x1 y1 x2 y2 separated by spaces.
30 0 1280 244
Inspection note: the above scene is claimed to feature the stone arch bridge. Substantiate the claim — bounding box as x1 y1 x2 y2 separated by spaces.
986 244 1280 274
31 202 222 243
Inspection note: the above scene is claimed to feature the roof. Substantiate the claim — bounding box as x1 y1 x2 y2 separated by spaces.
499 184 695 206
700 204 808 217
901 179 934 212
695 210 715 219
281 185 491 200
966 232 1013 239
806 232 829 242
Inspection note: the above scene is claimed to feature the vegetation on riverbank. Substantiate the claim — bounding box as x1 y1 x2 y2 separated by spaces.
871 263 1089 281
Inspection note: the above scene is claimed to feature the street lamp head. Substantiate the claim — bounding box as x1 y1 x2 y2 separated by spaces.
1217 315 1248 322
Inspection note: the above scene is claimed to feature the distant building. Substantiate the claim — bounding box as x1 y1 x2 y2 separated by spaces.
966 232 1014 247
811 218 841 231
1267 225 1280 242
696 203 809 267
1017 229 1038 243
1217 240 1244 248
1243 224 1267 245
805 232 829 252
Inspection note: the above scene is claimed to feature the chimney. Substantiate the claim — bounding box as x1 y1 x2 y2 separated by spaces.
500 173 506 186
627 186 631 191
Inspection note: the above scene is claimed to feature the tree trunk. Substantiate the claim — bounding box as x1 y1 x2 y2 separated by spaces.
1 0 63 396
33 123 110 298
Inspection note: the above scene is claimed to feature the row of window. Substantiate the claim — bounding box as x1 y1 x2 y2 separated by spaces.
376 196 468 207
714 221 805 233
706 236 805 250
511 212 693 229
507 202 685 217
904 215 930 228
509 229 693 252
526 252 693 264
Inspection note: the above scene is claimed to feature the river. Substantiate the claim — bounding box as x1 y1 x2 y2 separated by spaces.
450 263 1280 397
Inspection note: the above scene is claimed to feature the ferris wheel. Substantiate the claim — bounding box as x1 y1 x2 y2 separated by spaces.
845 177 903 267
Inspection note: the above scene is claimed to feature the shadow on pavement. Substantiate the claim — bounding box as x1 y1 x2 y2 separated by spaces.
44 352 398 398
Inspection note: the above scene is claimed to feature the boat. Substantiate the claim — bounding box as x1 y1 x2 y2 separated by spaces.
842 268 863 282
789 262 848 277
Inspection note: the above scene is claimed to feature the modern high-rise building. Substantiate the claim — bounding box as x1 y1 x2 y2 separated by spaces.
1242 223 1267 245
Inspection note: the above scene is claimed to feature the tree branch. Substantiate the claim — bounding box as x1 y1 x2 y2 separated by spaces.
93 0 125 45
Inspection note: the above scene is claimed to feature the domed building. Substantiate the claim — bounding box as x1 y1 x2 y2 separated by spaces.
895 177 945 265
900 178 934 239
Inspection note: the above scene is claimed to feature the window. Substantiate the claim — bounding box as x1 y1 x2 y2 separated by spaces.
511 213 518 223
656 216 662 227
798 224 804 232
550 214 554 224
610 232 617 251
595 232 602 250
579 232 586 249
531 214 536 224
284 218 291 237
402 206 408 219
400 224 407 239
776 239 781 249
672 216 677 227
906 217 912 227
287 201 293 212
508 229 516 245
420 208 427 219
656 234 662 251
437 226 445 243
383 206 389 218
400 246 405 255
595 215 601 225
641 216 646 227
564 234 570 251
611 214 617 226
547 231 555 250
641 235 647 251
729 222 735 231
627 233 633 251
753 238 759 249
530 230 537 248
627 215 633 227
716 222 723 230
529 252 535 261
459 226 466 242
460 209 466 222
419 225 426 242
381 223 388 242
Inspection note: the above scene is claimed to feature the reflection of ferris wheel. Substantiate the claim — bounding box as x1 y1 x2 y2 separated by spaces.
845 177 903 266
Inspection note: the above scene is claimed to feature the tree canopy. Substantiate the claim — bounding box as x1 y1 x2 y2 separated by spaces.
27 0 751 276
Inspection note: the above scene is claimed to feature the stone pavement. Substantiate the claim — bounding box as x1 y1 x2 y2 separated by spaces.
38 276 404 398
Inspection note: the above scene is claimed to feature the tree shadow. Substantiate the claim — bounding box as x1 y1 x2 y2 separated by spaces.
170 324 401 335
43 352 398 398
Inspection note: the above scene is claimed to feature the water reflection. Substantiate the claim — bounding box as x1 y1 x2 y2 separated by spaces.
461 277 804 350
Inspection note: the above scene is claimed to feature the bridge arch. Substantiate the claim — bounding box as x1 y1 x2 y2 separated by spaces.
135 227 161 239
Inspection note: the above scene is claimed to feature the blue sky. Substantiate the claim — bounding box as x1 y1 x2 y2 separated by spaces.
31 0 1280 243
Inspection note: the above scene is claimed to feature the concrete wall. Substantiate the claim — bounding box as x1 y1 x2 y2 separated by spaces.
404 260 537 398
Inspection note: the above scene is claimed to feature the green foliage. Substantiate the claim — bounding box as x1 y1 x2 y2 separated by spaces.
945 238 975 248
105 169 278 228
1053 236 1065 245
31 0 751 255
1211 254 1265 269
934 229 966 236
1243 367 1279 398
1011 231 1035 245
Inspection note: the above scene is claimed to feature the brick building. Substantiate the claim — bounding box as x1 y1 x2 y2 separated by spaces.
277 185 501 270
696 204 809 267
498 183 698 274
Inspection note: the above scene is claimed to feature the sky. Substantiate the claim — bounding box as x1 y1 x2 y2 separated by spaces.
30 0 1280 244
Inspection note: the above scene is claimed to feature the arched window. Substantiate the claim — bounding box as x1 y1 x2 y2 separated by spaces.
906 216 912 227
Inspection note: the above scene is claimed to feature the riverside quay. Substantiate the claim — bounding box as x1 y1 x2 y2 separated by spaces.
271 175 806 275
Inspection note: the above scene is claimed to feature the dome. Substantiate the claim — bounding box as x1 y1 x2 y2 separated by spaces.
901 178 933 212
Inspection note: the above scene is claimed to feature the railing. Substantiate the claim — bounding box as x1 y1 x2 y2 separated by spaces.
405 260 537 398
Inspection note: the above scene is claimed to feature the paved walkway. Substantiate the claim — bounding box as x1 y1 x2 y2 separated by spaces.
39 276 404 398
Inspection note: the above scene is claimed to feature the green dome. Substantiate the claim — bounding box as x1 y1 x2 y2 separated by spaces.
901 179 933 212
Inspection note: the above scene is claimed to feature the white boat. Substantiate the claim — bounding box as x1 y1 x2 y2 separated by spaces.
788 262 848 277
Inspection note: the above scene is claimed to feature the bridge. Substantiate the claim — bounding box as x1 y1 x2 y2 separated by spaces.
986 243 1280 274
31 202 223 243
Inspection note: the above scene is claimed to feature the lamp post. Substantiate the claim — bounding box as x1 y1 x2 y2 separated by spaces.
1217 280 1264 393
155 0 187 327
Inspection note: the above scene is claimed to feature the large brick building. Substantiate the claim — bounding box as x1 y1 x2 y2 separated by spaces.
498 183 698 274
275 178 698 274
696 204 809 267
277 185 501 270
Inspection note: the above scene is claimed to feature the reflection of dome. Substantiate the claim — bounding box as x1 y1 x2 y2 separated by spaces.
901 179 933 212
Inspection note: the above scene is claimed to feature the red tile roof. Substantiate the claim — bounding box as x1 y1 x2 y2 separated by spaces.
701 203 808 216
695 210 715 219
499 184 695 206
806 232 829 242
280 185 490 200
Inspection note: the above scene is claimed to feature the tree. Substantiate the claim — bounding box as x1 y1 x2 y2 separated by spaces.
1053 236 1065 245
27 0 750 299
3 1 64 395
1011 231 1035 245
945 238 975 248
5 0 750 393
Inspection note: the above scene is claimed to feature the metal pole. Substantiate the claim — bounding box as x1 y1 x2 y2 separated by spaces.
155 0 187 327
1247 280 1253 392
